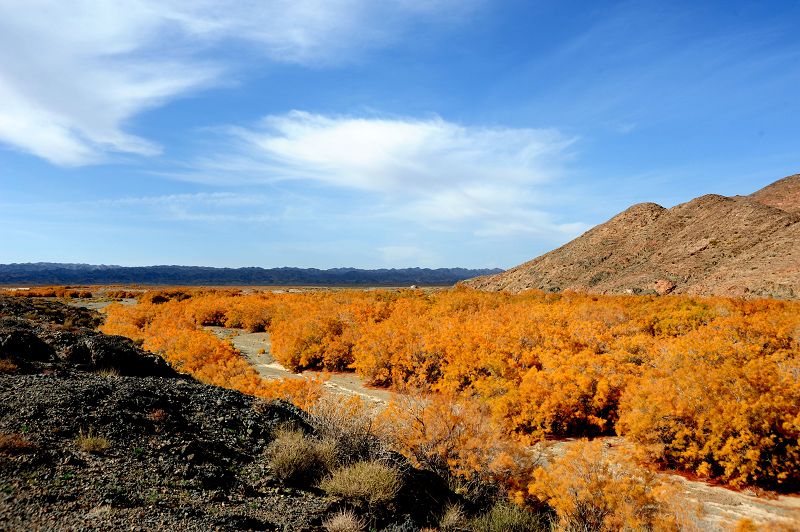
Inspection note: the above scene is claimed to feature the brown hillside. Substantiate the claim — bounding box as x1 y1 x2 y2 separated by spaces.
462 174 800 298
747 173 800 214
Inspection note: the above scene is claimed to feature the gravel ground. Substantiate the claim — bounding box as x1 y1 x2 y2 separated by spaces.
0 297 453 531
206 326 395 405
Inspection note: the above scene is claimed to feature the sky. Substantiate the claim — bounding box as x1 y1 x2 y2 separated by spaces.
1 0 798 269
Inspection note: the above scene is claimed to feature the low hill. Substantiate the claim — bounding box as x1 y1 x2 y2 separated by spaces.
461 174 800 298
0 264 502 287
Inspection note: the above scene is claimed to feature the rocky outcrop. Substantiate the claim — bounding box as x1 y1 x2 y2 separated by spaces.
461 174 800 298
0 314 176 377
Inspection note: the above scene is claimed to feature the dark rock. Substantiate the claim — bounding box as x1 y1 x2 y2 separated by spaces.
0 318 54 366
82 334 177 377
0 296 178 378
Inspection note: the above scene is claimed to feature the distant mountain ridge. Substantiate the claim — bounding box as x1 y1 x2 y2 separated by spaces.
0 263 502 286
461 174 800 299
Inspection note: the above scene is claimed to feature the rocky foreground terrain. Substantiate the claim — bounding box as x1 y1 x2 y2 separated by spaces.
462 173 800 298
0 297 461 531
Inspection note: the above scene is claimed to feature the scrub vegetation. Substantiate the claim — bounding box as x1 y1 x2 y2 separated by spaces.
99 287 800 527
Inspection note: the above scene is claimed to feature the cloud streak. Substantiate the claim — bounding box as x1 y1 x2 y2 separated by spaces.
182 111 582 236
0 0 473 166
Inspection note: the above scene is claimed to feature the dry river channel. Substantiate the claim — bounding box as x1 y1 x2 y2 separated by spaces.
205 325 800 530
72 298 800 529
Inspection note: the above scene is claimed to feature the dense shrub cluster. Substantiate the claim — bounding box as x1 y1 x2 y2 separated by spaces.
528 439 702 531
103 288 800 489
378 394 538 504
102 296 321 408
6 286 92 298
617 305 800 488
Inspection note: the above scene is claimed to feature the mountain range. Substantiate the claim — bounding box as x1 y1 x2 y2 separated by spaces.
0 264 502 287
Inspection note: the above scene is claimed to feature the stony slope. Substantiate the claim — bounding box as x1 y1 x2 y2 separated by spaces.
462 174 800 298
0 297 458 531
747 173 800 214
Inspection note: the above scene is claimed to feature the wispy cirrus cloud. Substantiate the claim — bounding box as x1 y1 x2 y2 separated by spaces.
0 192 282 224
0 0 475 166
177 111 584 236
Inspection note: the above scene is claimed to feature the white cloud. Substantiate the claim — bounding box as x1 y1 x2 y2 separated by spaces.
0 192 280 224
0 0 473 166
184 111 581 236
218 111 571 191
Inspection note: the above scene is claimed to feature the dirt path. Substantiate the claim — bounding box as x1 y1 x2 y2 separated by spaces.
543 438 800 529
204 326 394 405
668 472 800 529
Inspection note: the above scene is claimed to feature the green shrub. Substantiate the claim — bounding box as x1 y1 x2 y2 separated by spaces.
319 460 402 506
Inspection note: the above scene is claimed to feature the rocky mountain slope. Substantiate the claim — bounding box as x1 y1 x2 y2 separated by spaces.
0 297 460 531
461 174 800 298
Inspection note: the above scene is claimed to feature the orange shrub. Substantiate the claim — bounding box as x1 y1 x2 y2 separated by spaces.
617 305 800 488
8 286 92 298
529 440 683 531
102 297 321 409
379 394 538 503
101 287 800 488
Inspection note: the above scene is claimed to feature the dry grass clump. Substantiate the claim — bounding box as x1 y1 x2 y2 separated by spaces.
0 359 18 373
438 504 468 531
0 432 35 454
469 502 547 532
309 395 387 464
322 509 365 532
95 367 121 378
266 426 336 486
319 460 402 506
75 430 111 454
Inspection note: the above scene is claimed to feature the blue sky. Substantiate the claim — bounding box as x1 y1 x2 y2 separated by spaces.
1 0 798 269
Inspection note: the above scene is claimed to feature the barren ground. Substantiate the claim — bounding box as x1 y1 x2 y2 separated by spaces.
205 326 395 405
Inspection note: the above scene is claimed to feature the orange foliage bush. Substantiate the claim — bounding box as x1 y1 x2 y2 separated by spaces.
529 440 686 531
102 296 321 409
104 289 140 299
617 301 800 488
102 287 800 488
378 393 538 504
8 286 92 298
